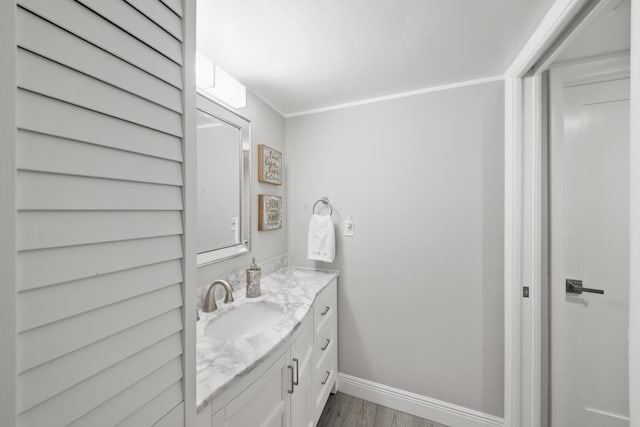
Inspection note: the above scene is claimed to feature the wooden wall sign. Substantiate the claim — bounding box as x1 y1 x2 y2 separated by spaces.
258 194 282 231
258 144 282 185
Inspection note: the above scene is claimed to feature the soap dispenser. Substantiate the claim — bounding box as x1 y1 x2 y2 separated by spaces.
246 258 261 298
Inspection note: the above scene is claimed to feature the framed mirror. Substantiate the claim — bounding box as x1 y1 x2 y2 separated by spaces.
196 93 251 265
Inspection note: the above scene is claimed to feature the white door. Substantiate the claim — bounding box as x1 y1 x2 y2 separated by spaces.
550 68 630 427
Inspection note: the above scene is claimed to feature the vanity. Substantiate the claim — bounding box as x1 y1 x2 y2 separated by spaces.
196 267 338 427
194 89 338 426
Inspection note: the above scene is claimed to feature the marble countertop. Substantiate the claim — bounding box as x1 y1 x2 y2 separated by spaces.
196 266 338 412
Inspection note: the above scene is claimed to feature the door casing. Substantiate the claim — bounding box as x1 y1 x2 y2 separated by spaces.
503 0 639 426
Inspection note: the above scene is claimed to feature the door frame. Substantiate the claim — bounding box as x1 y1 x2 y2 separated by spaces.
503 0 639 426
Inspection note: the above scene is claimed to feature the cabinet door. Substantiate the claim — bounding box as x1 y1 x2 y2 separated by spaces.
290 316 313 427
222 354 289 427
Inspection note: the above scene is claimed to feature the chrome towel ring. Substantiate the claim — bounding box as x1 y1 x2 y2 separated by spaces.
312 197 333 216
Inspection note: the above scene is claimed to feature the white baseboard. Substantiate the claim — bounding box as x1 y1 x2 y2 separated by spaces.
336 373 504 427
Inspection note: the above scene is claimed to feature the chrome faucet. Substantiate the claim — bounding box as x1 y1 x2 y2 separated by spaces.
202 279 234 312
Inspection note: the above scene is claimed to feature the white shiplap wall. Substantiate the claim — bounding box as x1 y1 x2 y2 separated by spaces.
12 0 193 425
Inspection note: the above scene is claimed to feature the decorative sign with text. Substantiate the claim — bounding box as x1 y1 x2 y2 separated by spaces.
258 194 282 231
258 144 282 185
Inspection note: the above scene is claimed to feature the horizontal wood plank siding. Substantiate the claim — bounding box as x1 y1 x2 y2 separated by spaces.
76 375 183 427
17 50 183 137
18 339 183 427
152 401 185 427
14 1 187 425
18 235 183 291
17 260 183 331
17 171 183 211
18 309 183 411
18 284 183 372
124 0 183 41
17 91 183 162
17 131 183 186
77 0 183 65
18 0 182 87
17 211 183 251
159 0 183 18
16 9 182 113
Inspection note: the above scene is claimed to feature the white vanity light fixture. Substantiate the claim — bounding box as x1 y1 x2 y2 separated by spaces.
196 51 214 89
196 52 247 109
205 65 247 109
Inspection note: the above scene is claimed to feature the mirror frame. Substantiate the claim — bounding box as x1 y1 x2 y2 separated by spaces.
196 92 251 266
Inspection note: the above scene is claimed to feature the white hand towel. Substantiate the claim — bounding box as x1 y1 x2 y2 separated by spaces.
307 214 335 263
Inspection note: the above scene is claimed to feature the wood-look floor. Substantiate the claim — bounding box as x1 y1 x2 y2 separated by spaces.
316 392 449 427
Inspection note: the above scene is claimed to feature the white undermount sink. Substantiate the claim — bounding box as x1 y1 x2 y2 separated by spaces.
204 302 284 341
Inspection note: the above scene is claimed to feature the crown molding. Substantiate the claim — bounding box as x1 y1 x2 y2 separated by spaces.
283 75 505 118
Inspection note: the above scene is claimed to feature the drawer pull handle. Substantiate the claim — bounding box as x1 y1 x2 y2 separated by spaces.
321 306 330 315
321 339 331 351
287 365 294 394
321 370 331 385
293 358 299 386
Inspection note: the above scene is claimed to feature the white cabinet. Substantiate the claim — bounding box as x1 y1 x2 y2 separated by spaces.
207 321 310 427
312 279 338 425
289 316 313 427
201 278 338 427
220 353 289 427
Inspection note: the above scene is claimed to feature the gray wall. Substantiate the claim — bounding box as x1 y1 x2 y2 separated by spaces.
285 81 505 416
197 91 287 289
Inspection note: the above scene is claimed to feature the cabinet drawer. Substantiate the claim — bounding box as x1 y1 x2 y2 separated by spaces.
314 279 337 334
314 316 336 371
313 350 337 424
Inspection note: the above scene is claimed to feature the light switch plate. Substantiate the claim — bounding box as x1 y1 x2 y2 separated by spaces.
344 216 354 237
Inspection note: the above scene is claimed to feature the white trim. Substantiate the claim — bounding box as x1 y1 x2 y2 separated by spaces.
284 75 505 118
503 1 603 426
529 0 614 75
506 0 591 77
181 1 197 425
251 91 287 118
553 50 630 85
547 68 567 427
336 373 504 427
503 76 523 427
0 2 16 426
628 1 639 424
585 407 630 422
520 73 544 427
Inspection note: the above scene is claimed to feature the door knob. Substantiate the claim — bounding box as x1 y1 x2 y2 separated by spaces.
566 279 604 295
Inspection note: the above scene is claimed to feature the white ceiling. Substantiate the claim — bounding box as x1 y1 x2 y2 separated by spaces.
197 0 556 116
556 0 630 62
